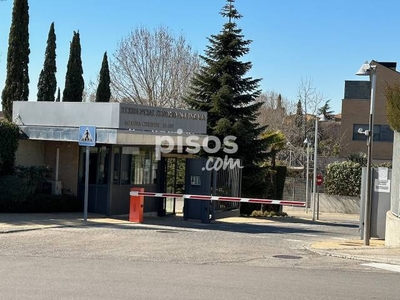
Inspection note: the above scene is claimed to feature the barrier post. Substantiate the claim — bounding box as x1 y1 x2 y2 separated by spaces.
129 187 144 223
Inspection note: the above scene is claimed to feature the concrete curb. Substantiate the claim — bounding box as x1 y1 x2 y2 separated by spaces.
305 246 400 266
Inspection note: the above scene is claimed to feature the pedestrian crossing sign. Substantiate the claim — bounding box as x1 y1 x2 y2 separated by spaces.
79 126 96 146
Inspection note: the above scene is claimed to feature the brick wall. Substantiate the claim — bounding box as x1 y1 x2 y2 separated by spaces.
44 141 79 195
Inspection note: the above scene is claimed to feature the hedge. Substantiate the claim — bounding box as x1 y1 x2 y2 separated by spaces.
324 161 361 196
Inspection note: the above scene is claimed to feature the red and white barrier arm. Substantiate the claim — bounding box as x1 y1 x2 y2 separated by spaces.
129 191 305 207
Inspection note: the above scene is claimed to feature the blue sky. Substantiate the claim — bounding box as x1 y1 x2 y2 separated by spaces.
1 0 400 114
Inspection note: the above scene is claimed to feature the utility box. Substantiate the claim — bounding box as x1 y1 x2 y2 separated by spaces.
360 167 392 239
46 180 62 195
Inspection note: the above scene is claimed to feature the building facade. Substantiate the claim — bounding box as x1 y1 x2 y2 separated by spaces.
340 61 400 161
13 102 207 216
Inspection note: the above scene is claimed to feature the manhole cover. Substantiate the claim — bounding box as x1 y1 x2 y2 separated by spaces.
273 255 302 260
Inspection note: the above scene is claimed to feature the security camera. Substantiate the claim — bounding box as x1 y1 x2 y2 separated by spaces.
357 128 364 134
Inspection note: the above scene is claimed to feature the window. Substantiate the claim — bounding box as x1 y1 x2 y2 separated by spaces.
79 146 110 185
117 147 157 185
353 124 394 142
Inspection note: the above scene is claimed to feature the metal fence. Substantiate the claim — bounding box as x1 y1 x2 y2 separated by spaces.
212 164 242 212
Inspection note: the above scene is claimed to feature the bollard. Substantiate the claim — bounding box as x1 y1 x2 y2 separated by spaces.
129 187 144 223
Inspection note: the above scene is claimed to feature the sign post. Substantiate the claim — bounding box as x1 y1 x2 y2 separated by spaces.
316 174 323 220
78 126 96 222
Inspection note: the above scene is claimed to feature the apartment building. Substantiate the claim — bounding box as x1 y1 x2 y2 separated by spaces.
340 61 400 161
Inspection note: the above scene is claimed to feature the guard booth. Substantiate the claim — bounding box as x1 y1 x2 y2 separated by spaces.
360 167 392 239
154 156 242 223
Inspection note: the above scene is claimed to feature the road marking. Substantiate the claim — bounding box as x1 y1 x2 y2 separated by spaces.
285 239 303 242
331 237 347 240
297 233 318 237
362 263 400 273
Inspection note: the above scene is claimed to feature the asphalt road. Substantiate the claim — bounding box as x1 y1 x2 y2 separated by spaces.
0 216 398 299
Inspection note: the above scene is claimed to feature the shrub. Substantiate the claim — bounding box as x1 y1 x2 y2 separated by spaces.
385 83 400 131
15 165 52 194
0 193 82 213
325 161 362 196
347 152 367 167
0 175 30 203
0 121 19 176
250 210 288 217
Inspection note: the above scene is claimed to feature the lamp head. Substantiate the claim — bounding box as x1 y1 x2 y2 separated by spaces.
356 61 376 76
318 114 328 122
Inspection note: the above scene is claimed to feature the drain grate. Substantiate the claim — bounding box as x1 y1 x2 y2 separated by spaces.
273 255 302 260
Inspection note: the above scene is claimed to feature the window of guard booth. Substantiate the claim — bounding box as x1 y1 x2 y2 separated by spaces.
79 147 99 184
117 147 156 185
113 147 121 184
97 146 110 185
152 151 158 184
130 147 152 185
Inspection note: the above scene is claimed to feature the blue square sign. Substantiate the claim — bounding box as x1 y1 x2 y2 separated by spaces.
79 126 96 146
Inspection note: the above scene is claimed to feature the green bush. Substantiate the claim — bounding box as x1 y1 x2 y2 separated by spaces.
0 193 82 213
15 165 52 194
325 161 362 196
0 167 81 212
347 152 367 167
0 175 31 204
250 210 288 217
0 121 19 176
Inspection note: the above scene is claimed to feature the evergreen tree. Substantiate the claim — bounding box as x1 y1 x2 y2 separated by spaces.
318 100 334 119
295 99 303 128
1 0 30 121
185 0 266 167
56 87 61 102
95 52 111 102
63 31 84 102
37 22 57 102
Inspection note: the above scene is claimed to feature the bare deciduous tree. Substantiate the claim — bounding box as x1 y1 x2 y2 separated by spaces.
297 77 327 141
110 26 200 108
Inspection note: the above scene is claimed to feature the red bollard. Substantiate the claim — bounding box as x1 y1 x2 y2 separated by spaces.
129 187 144 223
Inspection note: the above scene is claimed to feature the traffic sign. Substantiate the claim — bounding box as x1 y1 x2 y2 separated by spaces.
79 126 96 147
316 174 323 186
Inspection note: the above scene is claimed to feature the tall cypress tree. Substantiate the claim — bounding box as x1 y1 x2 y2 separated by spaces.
95 52 111 102
185 0 266 166
1 0 30 121
63 31 84 102
37 22 57 102
56 87 61 102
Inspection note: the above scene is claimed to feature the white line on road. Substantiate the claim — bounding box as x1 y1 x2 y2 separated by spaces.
297 233 318 237
362 263 400 273
285 239 303 242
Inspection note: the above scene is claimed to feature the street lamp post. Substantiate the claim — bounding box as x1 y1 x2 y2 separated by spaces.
312 114 327 221
356 61 377 246
304 138 311 213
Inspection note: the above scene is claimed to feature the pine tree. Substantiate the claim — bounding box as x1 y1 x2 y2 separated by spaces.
318 100 334 119
185 0 266 167
1 0 30 121
295 100 303 128
63 31 84 102
37 22 57 102
95 52 111 102
56 87 61 102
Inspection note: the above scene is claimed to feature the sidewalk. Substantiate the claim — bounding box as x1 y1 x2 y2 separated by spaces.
1 211 400 265
284 207 400 265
